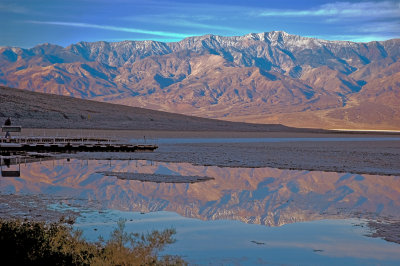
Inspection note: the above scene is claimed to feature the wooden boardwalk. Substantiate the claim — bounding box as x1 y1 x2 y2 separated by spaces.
0 136 158 153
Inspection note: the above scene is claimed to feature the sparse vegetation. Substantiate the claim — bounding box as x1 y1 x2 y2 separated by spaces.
0 218 186 265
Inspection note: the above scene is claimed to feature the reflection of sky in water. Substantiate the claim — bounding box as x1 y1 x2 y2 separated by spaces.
1 158 400 264
73 209 400 265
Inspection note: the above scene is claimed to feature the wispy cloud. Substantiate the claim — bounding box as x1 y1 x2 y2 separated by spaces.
161 19 237 32
102 37 183 43
310 34 394 43
0 3 31 14
255 1 400 18
27 20 191 39
353 21 400 33
123 15 238 32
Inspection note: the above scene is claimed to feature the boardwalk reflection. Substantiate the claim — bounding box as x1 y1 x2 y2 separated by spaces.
0 156 20 177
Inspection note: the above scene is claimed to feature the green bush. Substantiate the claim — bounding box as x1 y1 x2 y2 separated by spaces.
0 218 186 265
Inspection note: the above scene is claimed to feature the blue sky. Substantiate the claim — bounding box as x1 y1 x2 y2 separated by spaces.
0 0 399 48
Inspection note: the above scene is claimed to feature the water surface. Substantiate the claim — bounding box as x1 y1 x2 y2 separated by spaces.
153 137 400 144
1 158 399 265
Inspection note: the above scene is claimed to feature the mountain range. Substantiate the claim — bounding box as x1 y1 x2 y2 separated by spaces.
1 31 399 129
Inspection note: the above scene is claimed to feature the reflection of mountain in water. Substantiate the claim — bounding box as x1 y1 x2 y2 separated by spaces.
1 159 399 226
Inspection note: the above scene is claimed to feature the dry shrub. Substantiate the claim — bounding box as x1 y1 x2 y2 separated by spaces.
0 218 186 265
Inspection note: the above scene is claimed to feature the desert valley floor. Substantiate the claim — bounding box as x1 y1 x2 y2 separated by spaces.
1 129 400 265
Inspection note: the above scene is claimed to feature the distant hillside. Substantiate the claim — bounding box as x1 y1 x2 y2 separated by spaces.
1 31 399 129
0 86 294 131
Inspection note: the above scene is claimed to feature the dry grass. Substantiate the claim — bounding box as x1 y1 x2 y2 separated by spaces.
0 218 186 265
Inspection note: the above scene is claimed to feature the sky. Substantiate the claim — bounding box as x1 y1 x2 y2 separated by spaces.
0 0 399 48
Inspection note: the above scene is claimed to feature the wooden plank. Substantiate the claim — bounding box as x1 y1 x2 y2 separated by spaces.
2 126 22 132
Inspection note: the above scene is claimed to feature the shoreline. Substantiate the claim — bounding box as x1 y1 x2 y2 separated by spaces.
7 129 400 176
21 128 400 139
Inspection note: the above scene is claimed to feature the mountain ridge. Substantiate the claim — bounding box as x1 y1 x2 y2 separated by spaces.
1 31 399 129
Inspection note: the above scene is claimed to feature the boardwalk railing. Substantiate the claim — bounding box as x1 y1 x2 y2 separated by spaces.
0 136 158 153
0 136 111 144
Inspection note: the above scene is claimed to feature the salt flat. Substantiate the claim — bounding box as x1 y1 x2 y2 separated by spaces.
43 129 400 176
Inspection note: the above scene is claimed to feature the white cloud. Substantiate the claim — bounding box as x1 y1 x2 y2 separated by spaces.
354 21 400 34
256 1 400 19
311 34 395 43
27 21 191 39
0 3 30 14
165 19 237 31
123 15 238 32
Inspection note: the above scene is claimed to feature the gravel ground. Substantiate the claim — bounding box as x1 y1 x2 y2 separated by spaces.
368 220 400 245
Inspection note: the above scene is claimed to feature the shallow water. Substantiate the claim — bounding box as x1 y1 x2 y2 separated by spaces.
1 158 400 265
72 210 400 266
153 137 400 144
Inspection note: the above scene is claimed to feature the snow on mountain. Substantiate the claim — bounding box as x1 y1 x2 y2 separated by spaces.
1 31 399 129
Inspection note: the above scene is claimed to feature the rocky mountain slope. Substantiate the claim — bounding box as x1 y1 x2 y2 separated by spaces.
1 31 399 129
0 85 292 131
